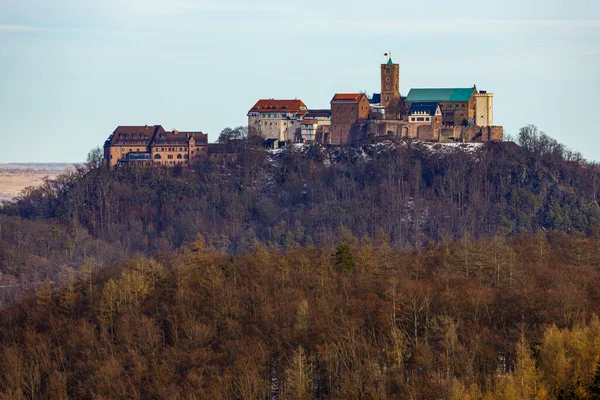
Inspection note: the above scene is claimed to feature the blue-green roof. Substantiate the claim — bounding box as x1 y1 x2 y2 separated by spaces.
405 88 475 103
387 58 393 65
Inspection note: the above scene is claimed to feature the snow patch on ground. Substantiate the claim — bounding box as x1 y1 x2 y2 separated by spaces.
421 142 484 154
266 140 485 168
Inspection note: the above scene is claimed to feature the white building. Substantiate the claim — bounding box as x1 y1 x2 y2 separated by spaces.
408 102 442 125
247 99 308 142
475 91 494 127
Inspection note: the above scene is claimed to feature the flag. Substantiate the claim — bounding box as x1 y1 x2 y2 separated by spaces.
384 53 388 56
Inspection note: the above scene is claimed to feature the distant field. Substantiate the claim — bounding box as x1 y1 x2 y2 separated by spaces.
0 163 72 203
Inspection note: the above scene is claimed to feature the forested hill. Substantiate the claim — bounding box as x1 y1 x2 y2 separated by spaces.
0 126 598 303
1 127 600 398
3 126 599 253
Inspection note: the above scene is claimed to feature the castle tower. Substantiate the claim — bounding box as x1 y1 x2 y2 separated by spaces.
381 55 400 119
475 91 494 127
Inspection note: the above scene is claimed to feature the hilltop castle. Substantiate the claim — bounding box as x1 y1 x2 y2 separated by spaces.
248 55 502 145
104 55 503 168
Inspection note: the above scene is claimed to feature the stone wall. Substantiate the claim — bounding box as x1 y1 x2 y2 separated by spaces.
459 126 503 142
360 120 503 143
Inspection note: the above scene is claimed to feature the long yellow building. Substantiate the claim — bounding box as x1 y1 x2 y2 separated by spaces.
103 125 208 169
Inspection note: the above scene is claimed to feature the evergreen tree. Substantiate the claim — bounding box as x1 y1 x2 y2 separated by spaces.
334 243 355 270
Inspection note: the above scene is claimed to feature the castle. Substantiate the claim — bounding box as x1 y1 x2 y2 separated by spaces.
248 55 503 145
103 125 208 169
104 55 503 168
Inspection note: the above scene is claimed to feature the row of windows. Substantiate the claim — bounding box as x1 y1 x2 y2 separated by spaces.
260 113 297 118
158 147 187 152
157 160 188 165
261 121 297 126
154 154 189 160
121 147 190 152
441 103 467 109
410 117 431 122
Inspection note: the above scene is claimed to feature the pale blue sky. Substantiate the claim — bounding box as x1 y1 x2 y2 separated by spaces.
1 0 599 162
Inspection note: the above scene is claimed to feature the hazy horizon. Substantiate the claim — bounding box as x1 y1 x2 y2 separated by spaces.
1 0 599 162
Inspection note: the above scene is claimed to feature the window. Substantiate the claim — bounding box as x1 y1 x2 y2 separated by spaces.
184 154 189 159
386 77 390 82
386 96 390 101
426 117 430 122
417 117 424 122
154 154 161 159
411 117 415 122
168 154 173 159
386 69 390 74
177 154 182 159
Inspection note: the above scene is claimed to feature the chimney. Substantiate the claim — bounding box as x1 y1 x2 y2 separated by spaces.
174 129 179 135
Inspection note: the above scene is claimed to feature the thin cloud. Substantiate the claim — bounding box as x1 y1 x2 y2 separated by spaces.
155 17 600 38
0 25 49 33
116 0 298 15
307 19 600 37
179 3 298 13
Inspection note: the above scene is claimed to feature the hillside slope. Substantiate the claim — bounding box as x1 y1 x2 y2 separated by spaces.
4 134 599 252
0 129 598 303
0 235 599 398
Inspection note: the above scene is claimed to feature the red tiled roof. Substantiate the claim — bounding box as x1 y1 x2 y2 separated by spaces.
248 99 307 114
331 93 367 103
301 119 318 125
